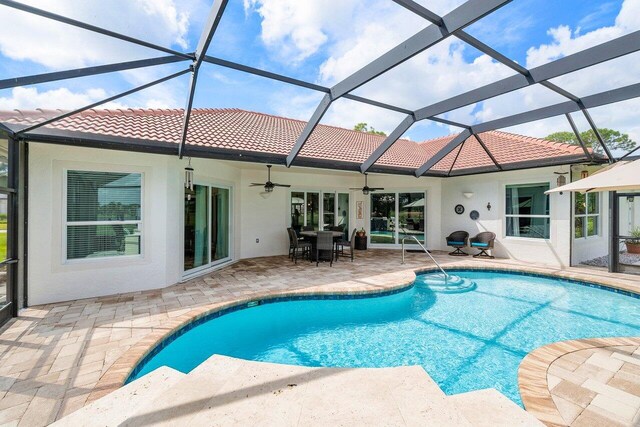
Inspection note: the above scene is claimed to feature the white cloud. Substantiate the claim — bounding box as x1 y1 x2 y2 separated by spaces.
0 0 198 69
0 1 202 111
503 0 640 143
243 0 427 65
248 0 640 147
244 0 352 63
0 85 181 111
0 87 117 110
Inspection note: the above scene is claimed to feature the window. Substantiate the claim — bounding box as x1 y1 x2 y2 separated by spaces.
65 171 142 260
574 192 599 238
505 183 550 239
290 191 349 237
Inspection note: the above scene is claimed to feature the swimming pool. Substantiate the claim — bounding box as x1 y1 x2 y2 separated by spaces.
128 270 640 404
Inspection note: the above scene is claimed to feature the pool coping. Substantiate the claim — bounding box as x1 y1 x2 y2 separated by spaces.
91 262 640 413
517 337 640 426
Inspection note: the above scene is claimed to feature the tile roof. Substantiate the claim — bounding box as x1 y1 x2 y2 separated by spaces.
0 108 591 174
419 130 590 172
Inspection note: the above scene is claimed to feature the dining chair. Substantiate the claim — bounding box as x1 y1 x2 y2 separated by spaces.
289 228 311 264
315 231 334 267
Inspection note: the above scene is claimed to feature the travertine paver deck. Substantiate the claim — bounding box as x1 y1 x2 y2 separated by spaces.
519 338 640 427
0 250 638 426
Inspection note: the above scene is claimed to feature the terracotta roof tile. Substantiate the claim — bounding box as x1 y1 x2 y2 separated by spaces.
0 108 590 173
418 130 590 172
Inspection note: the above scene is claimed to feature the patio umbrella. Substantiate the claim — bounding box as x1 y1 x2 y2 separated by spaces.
403 198 425 208
546 159 640 193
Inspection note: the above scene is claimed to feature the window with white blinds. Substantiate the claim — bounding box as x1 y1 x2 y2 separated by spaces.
65 170 143 260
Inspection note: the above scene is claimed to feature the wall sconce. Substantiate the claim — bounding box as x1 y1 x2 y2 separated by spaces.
463 192 474 199
486 202 491 211
554 172 568 195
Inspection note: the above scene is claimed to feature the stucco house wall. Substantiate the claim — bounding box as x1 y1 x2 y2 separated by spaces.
28 142 598 305
441 166 572 267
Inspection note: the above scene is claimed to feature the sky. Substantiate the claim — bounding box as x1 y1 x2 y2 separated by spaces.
0 0 639 153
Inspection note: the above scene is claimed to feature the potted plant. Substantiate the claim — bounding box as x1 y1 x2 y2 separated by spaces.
354 228 367 251
625 226 640 254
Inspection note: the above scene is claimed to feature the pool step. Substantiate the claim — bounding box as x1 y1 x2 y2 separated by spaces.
185 356 470 426
119 354 245 427
50 366 185 427
449 389 544 426
52 356 543 426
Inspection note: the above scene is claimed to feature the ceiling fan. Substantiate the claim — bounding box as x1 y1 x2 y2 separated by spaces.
249 165 290 193
350 173 384 195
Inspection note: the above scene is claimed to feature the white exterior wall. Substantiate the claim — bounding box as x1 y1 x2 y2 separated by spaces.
29 143 592 304
28 145 243 305
239 166 443 258
569 165 610 265
441 166 572 267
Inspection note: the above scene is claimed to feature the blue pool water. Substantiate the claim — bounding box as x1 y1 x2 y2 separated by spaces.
129 270 640 404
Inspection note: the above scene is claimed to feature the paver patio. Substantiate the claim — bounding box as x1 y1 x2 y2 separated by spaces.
0 250 638 426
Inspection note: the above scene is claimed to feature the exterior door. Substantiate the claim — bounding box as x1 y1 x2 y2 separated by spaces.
0 138 18 326
370 191 426 245
184 184 231 274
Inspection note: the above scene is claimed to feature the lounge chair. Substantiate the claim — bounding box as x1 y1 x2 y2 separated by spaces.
470 231 496 259
446 231 469 256
315 231 334 267
289 228 311 264
336 228 357 261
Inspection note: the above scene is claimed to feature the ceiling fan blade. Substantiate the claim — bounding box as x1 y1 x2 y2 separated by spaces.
273 183 291 187
349 187 363 190
369 188 385 191
249 183 264 186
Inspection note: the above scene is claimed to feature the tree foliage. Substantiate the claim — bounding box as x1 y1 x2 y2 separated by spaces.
354 122 386 136
546 128 636 154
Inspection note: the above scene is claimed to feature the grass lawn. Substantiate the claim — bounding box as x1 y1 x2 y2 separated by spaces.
0 232 6 260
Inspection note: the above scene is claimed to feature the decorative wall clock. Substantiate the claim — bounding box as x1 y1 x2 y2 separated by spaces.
470 210 480 220
454 204 465 214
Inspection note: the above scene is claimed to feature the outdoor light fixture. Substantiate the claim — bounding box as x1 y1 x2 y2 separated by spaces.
184 157 194 200
463 192 474 199
486 202 492 211
554 172 568 195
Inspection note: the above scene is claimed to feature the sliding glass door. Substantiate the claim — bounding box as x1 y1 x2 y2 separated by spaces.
184 184 231 273
398 192 425 244
370 193 395 244
370 191 425 245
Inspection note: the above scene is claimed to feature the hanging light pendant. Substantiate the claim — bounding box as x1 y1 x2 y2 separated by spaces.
185 157 194 200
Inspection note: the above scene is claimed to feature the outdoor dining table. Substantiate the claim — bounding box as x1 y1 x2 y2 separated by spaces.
299 230 343 261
